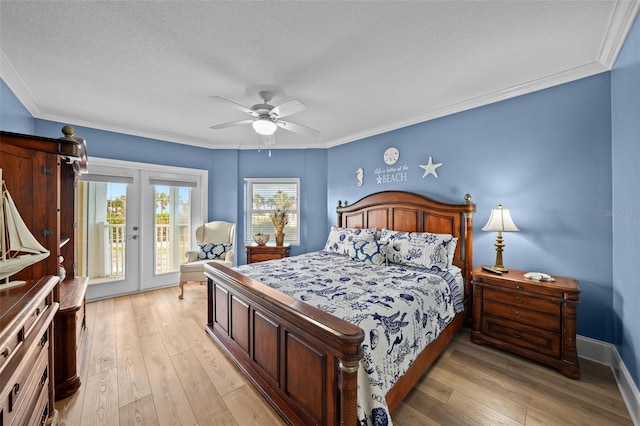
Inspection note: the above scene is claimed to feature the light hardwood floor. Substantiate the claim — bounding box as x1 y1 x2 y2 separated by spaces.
55 283 633 425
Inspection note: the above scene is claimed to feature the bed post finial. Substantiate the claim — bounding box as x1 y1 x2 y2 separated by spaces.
464 193 472 204
337 200 342 208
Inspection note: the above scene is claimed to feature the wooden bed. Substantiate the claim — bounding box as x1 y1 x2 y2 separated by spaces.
205 190 475 425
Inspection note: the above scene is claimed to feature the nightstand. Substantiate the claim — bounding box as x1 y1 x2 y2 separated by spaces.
246 243 290 264
470 267 581 379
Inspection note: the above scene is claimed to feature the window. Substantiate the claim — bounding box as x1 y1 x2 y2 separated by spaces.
245 178 300 245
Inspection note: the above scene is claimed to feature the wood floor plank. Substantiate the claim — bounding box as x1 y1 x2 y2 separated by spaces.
412 375 453 404
391 402 440 426
114 294 136 325
178 316 246 397
171 349 238 425
402 385 482 425
148 299 190 357
138 331 199 426
129 292 159 336
86 300 117 376
115 319 152 407
80 368 119 425
223 384 285 426
118 394 160 426
447 390 522 426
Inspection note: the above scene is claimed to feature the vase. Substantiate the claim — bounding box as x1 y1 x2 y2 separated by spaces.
275 231 285 246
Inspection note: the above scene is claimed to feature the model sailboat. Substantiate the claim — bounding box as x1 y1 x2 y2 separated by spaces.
1 168 50 287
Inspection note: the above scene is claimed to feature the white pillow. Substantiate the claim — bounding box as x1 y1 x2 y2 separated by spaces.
323 226 377 256
380 229 454 270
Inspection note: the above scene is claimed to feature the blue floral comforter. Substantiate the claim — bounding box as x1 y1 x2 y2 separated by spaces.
235 251 463 426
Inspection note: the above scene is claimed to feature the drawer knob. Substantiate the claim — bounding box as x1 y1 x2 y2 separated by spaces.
1 347 10 358
515 297 523 303
514 311 521 317
13 382 20 395
515 332 521 339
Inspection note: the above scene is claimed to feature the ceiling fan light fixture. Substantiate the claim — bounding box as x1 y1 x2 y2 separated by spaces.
252 118 277 135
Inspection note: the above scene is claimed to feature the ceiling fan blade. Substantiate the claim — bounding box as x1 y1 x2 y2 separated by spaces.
210 96 259 117
276 120 319 137
270 99 306 118
210 119 254 130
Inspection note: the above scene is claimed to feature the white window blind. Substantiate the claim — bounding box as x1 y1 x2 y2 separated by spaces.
245 178 300 245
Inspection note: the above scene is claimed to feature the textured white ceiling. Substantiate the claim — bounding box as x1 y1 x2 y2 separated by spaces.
1 1 638 149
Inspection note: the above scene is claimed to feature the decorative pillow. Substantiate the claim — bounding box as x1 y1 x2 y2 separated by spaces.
380 229 453 270
198 243 232 260
348 239 388 266
323 226 377 256
446 237 458 267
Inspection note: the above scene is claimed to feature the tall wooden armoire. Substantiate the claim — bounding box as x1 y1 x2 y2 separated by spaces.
0 126 89 403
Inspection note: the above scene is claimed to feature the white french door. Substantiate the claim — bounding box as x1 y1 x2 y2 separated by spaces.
78 158 207 300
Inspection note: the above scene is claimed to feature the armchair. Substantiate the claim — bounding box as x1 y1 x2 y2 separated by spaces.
178 221 235 299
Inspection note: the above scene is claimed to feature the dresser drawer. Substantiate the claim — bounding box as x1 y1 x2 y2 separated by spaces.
0 299 51 373
11 344 49 426
23 296 48 340
484 287 560 316
483 316 560 358
483 299 561 332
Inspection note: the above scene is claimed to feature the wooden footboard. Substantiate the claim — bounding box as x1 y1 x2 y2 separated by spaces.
205 263 365 425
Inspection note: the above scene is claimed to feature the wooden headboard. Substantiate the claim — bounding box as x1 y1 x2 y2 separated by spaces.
336 190 476 296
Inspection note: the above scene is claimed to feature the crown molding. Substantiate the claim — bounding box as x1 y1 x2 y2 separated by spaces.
325 61 609 148
0 50 42 117
598 0 640 68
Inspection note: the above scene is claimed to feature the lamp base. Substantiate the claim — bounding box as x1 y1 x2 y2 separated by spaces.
492 265 509 272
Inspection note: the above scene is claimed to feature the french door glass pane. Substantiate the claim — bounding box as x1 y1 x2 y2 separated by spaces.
79 181 127 283
154 185 191 274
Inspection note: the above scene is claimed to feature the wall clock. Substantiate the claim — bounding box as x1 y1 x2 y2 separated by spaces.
383 147 400 165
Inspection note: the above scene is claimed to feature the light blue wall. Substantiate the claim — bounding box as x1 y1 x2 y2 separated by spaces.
237 149 328 263
328 73 613 342
612 12 640 389
0 79 34 134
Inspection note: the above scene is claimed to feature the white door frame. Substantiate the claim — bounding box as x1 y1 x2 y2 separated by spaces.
83 157 207 300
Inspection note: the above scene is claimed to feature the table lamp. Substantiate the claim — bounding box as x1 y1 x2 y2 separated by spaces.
482 204 519 272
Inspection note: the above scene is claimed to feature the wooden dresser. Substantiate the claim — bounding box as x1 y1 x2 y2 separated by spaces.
0 128 88 401
471 267 580 378
246 244 290 264
0 276 59 425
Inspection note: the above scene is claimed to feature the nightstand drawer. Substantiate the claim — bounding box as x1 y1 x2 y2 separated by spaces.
484 288 560 316
483 299 561 332
483 316 560 357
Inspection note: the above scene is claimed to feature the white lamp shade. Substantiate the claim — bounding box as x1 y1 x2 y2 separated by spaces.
482 204 519 232
252 118 277 135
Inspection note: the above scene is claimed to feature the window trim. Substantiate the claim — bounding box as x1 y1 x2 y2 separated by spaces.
245 177 300 245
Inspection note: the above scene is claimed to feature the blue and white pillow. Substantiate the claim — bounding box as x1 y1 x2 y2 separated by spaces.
198 243 232 260
380 229 453 270
323 226 377 256
348 239 388 266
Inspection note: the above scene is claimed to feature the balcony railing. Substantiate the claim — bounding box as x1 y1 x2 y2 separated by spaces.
95 222 190 280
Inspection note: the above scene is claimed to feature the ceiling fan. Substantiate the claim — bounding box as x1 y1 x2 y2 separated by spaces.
209 91 319 145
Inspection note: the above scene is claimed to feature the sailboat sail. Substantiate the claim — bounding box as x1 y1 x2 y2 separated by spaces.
1 168 50 282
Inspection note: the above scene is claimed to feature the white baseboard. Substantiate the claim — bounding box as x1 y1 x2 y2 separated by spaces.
577 335 640 425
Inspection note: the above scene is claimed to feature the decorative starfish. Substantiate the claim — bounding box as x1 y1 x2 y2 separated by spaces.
419 156 443 178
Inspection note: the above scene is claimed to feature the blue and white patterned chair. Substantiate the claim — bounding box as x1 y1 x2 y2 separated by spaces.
178 221 235 299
